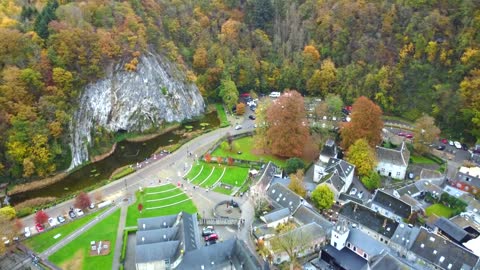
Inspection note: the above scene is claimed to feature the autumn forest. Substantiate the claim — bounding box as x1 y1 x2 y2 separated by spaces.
0 0 479 182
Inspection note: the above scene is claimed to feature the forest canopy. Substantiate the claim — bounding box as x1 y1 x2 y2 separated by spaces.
0 0 479 181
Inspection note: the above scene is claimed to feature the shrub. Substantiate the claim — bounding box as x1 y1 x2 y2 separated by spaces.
285 158 305 175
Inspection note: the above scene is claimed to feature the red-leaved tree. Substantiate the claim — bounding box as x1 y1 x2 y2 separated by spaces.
217 156 223 164
227 157 234 166
204 153 212 163
74 192 91 210
138 203 143 213
35 210 49 225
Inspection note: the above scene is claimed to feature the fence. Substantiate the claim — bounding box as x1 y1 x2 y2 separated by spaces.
199 218 240 226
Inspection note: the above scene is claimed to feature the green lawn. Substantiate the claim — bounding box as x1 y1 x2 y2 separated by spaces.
221 166 249 187
185 164 203 179
191 166 214 185
126 184 197 227
213 186 233 195
216 104 229 127
425 203 454 218
211 136 288 167
410 155 437 165
24 208 108 253
199 166 225 188
49 209 121 270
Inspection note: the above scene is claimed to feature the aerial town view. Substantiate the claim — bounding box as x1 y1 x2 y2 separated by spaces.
0 0 480 270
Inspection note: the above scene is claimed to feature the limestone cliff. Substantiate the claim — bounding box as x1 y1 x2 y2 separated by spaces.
69 52 205 169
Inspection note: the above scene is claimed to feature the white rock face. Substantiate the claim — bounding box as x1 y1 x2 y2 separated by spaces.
69 52 205 169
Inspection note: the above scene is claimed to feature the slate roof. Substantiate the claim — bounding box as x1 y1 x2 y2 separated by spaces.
369 252 412 270
372 190 412 219
409 227 479 270
456 169 480 189
267 182 303 212
176 239 261 270
376 142 410 167
180 212 201 251
137 214 178 231
397 183 421 196
322 244 368 270
391 223 420 250
136 227 179 245
135 241 180 263
261 207 290 224
434 217 469 243
328 174 345 192
338 192 364 204
320 139 337 159
347 228 388 256
325 158 355 179
293 204 333 233
339 201 399 238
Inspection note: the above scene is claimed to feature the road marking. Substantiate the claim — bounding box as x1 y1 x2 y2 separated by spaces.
198 167 215 186
190 165 204 182
183 164 193 177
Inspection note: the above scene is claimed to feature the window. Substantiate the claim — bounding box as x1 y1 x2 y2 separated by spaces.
363 253 367 259
353 246 356 251
333 242 337 247
347 243 351 248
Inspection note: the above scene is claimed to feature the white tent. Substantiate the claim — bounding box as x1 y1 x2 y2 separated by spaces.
464 236 480 256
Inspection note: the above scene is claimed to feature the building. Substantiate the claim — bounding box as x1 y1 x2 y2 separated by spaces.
318 139 338 164
371 190 413 221
267 182 304 213
135 212 261 270
408 227 479 270
260 208 290 228
449 166 480 195
434 217 471 244
376 142 410 180
314 158 355 196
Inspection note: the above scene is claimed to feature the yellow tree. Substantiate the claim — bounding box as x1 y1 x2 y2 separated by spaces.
413 115 441 154
346 138 377 177
288 170 306 198
193 47 208 69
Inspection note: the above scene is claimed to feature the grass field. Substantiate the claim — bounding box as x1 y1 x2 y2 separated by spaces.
211 136 287 167
24 208 108 253
216 104 229 127
213 186 233 195
49 209 121 270
410 155 437 165
186 163 249 189
125 184 197 227
425 203 454 218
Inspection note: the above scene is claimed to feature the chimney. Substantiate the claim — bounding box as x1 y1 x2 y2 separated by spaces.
353 203 358 213
141 237 145 242
383 218 387 228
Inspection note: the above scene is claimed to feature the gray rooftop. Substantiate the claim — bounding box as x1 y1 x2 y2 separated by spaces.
320 139 337 159
261 207 290 224
376 142 409 167
136 227 179 245
176 239 261 270
369 252 412 270
135 241 180 263
372 190 412 219
325 158 355 179
338 192 364 204
292 204 333 233
396 183 421 196
391 223 421 249
455 171 480 189
434 217 469 243
137 215 178 231
347 228 388 256
409 227 479 270
267 182 303 212
179 212 201 252
339 202 399 238
322 244 368 270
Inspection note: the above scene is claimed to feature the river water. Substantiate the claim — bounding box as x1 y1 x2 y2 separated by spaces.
11 112 219 205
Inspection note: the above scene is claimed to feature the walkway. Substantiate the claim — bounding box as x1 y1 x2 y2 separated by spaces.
111 204 128 270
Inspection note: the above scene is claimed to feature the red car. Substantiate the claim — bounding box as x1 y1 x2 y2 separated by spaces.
204 233 218 242
406 134 414 139
35 223 44 233
441 138 448 144
240 93 250 97
397 132 406 137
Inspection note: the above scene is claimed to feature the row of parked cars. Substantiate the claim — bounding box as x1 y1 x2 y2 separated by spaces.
202 226 218 246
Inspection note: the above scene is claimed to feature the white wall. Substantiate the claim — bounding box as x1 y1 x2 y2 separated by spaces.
377 162 407 180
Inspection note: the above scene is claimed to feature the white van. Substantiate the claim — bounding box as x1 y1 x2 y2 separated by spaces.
269 92 281 98
97 200 113 209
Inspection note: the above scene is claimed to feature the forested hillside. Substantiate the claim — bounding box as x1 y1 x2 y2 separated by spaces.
0 0 479 181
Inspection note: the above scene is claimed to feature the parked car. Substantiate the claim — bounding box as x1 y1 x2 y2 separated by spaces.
408 172 415 180
89 203 95 209
48 217 58 227
405 134 414 139
397 132 406 137
240 93 250 97
357 191 364 199
462 143 468 151
35 223 44 233
24 227 31 238
205 240 216 246
454 141 462 149
68 210 76 219
248 115 256 120
74 208 84 216
437 145 446 151
204 233 219 242
349 188 357 196
2 236 10 246
202 227 215 237
441 138 448 144
57 215 66 223
448 140 454 146
234 125 242 130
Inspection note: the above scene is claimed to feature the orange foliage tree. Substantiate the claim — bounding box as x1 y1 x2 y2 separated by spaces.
265 90 309 158
204 153 212 163
340 96 383 149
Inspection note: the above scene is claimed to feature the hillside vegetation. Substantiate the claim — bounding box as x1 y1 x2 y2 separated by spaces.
0 0 479 181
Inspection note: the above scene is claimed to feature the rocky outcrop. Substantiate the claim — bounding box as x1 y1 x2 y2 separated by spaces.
69 52 205 169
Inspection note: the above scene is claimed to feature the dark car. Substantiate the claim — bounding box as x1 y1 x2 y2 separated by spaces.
68 210 76 219
341 108 350 115
248 115 256 120
462 143 468 151
437 145 446 151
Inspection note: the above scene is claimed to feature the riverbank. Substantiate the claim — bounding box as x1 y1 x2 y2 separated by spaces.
124 125 180 143
8 173 68 196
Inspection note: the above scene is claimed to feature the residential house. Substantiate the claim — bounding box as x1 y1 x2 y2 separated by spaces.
376 142 410 180
434 217 472 244
408 227 479 270
450 166 480 195
293 204 333 234
371 190 413 221
260 207 290 228
135 212 261 270
314 158 355 197
267 182 304 213
368 252 413 270
318 139 338 164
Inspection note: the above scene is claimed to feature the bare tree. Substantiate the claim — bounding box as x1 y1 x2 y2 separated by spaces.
270 228 312 268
